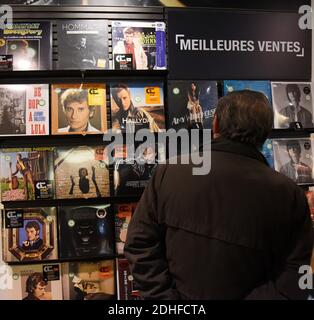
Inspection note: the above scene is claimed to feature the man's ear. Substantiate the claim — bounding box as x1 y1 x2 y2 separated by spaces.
89 108 95 118
213 114 220 136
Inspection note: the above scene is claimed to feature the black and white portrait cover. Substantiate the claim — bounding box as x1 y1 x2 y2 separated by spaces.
56 20 109 70
271 82 313 129
2 207 58 262
0 21 51 70
58 204 114 259
273 138 314 185
54 146 110 199
62 260 115 300
0 263 63 300
112 20 166 70
0 84 49 136
167 80 218 130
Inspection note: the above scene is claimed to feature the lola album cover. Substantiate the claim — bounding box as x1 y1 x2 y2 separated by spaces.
0 84 49 136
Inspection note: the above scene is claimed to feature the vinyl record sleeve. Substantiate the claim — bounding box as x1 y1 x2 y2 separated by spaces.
51 83 107 135
0 21 51 70
56 20 109 70
110 82 165 133
0 147 55 201
54 146 110 199
116 258 141 300
62 260 115 300
58 204 114 259
2 207 58 262
115 203 137 255
112 20 166 70
0 84 49 136
271 82 313 129
167 80 218 130
0 263 62 300
223 80 272 104
273 138 314 185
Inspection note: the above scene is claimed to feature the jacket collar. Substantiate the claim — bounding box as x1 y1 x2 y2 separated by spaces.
210 137 269 166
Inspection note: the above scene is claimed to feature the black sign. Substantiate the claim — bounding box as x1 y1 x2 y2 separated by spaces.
5 209 23 228
43 264 60 281
114 54 133 70
167 8 311 80
34 180 54 199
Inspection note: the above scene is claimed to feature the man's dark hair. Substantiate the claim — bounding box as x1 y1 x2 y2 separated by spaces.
286 140 301 154
215 90 273 148
25 272 47 294
25 220 40 232
111 84 130 109
286 84 301 102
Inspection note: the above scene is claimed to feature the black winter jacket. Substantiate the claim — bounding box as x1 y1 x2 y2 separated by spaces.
124 138 314 299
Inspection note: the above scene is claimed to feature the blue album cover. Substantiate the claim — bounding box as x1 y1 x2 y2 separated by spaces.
260 139 274 168
167 80 218 130
223 80 272 105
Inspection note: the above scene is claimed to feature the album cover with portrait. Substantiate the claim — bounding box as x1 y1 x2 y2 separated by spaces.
0 84 49 136
273 138 314 185
51 83 107 135
0 21 51 70
167 80 218 130
58 204 114 259
223 80 272 104
260 139 274 169
116 258 141 300
112 20 166 70
114 143 165 196
271 82 313 129
2 207 58 263
0 263 63 300
62 260 115 300
56 20 109 70
54 145 110 199
110 82 165 133
0 147 55 201
115 203 137 255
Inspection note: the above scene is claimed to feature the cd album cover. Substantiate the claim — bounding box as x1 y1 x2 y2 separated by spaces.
115 203 137 255
114 143 165 196
0 84 49 136
2 207 58 262
271 82 313 129
0 21 51 70
58 204 114 259
0 147 55 201
110 82 165 133
273 138 314 185
223 80 272 104
56 20 109 70
167 80 218 130
260 139 274 169
116 258 141 300
62 260 115 300
51 83 107 135
54 146 110 199
0 263 62 300
112 20 166 70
